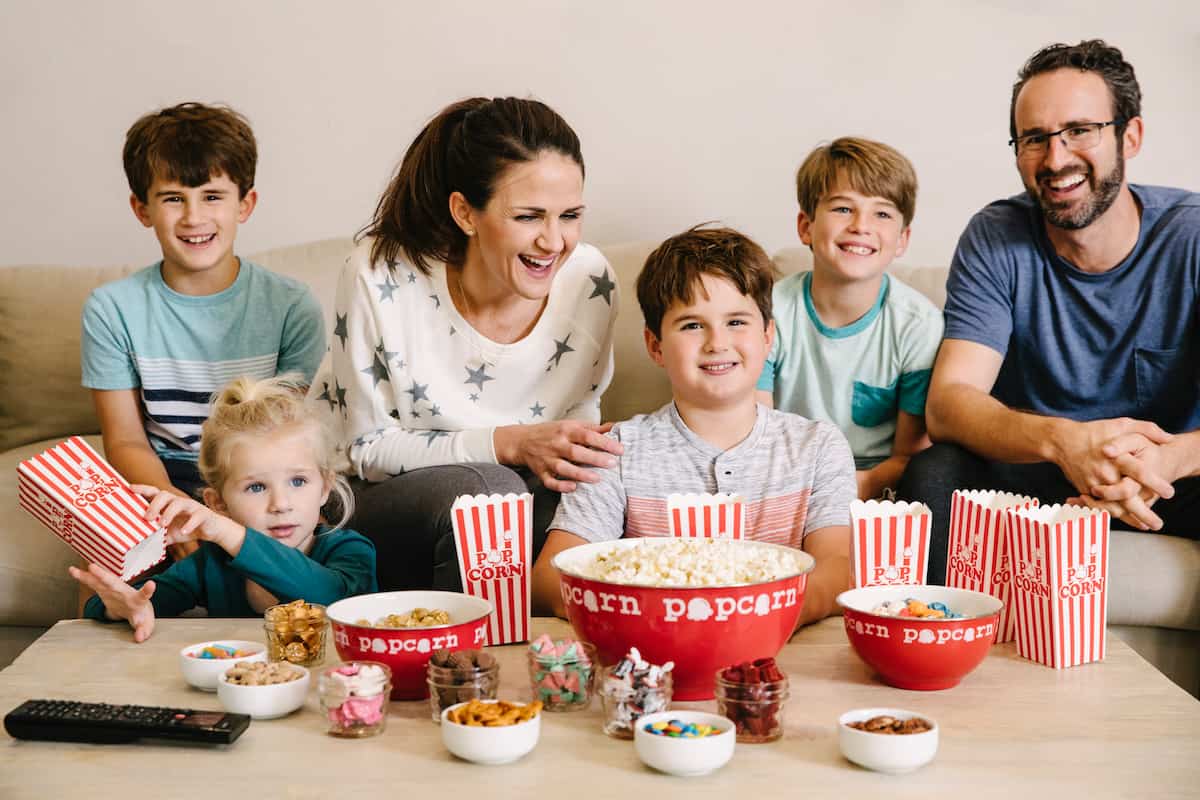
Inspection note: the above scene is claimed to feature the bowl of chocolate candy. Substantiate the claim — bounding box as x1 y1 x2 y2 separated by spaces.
837 585 1002 690
326 591 493 700
838 708 938 773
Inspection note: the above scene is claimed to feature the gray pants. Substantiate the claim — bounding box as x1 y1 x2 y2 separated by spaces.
349 464 560 591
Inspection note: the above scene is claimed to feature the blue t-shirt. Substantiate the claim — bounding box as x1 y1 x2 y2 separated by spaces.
943 184 1200 432
81 259 326 461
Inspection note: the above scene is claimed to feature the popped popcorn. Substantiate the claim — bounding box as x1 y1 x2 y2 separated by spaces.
575 539 805 587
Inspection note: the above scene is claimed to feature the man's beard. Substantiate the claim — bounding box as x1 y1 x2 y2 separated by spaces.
1030 152 1125 231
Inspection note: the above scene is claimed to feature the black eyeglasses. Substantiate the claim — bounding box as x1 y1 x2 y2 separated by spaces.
1009 120 1122 158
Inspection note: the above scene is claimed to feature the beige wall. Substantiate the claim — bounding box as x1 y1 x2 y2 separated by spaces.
2 0 1197 269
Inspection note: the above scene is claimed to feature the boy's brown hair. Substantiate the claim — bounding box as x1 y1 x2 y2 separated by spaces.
123 102 257 203
637 224 776 339
795 137 918 227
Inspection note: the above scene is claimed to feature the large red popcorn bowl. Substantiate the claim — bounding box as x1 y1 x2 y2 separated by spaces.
554 538 815 700
837 585 1003 691
327 591 493 700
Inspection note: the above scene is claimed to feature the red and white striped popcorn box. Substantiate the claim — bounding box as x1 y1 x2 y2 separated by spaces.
452 492 533 646
17 436 165 581
849 500 932 587
666 493 745 540
1004 504 1110 669
946 490 1038 643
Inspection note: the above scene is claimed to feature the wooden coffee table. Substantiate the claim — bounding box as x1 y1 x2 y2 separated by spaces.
1 616 1197 798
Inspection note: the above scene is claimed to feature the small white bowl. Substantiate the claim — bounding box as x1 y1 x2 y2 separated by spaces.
217 664 310 719
440 700 540 764
179 640 267 692
634 711 736 777
838 708 938 773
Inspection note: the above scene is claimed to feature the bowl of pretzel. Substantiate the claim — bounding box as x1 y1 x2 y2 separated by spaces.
440 698 542 764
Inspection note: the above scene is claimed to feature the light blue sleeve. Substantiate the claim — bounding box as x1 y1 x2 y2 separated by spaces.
277 287 328 382
897 301 945 416
756 330 781 392
80 290 139 390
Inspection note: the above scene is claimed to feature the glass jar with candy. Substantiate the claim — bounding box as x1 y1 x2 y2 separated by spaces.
426 648 500 723
598 647 673 739
318 661 392 738
526 635 597 712
714 657 789 743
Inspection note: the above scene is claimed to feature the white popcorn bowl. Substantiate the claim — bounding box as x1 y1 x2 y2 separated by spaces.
440 700 541 764
217 664 310 720
179 640 267 692
634 711 736 777
838 707 939 773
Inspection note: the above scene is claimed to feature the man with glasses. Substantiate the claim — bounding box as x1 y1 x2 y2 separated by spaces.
898 39 1200 583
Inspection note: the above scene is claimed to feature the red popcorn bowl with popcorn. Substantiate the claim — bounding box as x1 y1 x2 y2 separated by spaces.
554 538 815 701
837 585 1003 691
326 591 493 700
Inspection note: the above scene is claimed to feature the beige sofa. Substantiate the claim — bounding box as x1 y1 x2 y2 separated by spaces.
2 238 1197 696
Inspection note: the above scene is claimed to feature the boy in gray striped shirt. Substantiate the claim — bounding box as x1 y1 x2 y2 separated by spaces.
532 226 856 626
81 103 325 564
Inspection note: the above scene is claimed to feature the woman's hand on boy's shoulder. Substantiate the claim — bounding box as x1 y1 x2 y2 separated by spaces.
494 421 624 493
68 563 157 642
133 485 245 554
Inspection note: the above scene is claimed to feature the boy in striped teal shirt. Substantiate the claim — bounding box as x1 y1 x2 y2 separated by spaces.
81 102 325 563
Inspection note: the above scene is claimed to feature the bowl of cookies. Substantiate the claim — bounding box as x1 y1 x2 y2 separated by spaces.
326 591 493 700
440 698 542 764
838 708 938 773
216 661 311 720
837 585 1002 690
553 538 814 700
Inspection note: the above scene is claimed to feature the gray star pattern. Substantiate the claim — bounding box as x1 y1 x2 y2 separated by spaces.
334 381 348 413
361 352 391 388
464 363 494 391
547 334 575 371
406 380 430 403
429 294 441 309
588 270 616 305
410 410 421 418
376 275 400 302
375 341 400 365
333 313 348 349
316 382 335 412
469 393 479 402
418 429 450 447
430 404 442 417
407 272 417 284
529 402 545 418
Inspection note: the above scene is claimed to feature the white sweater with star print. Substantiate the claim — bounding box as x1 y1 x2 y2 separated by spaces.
310 238 619 482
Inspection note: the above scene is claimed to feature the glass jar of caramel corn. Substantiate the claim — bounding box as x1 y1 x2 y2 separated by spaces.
264 600 328 666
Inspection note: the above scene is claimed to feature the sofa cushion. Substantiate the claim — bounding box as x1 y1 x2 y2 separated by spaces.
0 265 136 452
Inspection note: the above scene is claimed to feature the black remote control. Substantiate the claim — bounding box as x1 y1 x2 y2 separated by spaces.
4 699 250 745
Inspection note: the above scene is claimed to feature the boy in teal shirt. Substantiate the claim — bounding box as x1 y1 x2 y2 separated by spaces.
81 103 325 563
758 137 942 500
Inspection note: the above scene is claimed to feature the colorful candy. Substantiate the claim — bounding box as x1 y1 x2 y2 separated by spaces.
644 719 722 738
716 657 789 743
870 599 963 619
319 662 390 738
527 634 594 710
188 644 257 659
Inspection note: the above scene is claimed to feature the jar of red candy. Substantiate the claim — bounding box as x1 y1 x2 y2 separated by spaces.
714 657 789 743
318 661 391 738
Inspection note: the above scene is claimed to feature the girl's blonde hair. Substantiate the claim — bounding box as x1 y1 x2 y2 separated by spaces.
198 374 354 531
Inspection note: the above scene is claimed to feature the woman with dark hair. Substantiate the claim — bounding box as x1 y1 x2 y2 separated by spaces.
310 97 622 591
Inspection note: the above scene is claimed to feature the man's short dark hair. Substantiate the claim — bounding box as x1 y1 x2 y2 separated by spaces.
1010 39 1141 141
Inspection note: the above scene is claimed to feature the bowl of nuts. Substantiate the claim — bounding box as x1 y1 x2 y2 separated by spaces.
263 600 328 666
440 699 542 764
326 591 493 700
217 661 311 720
837 708 938 773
